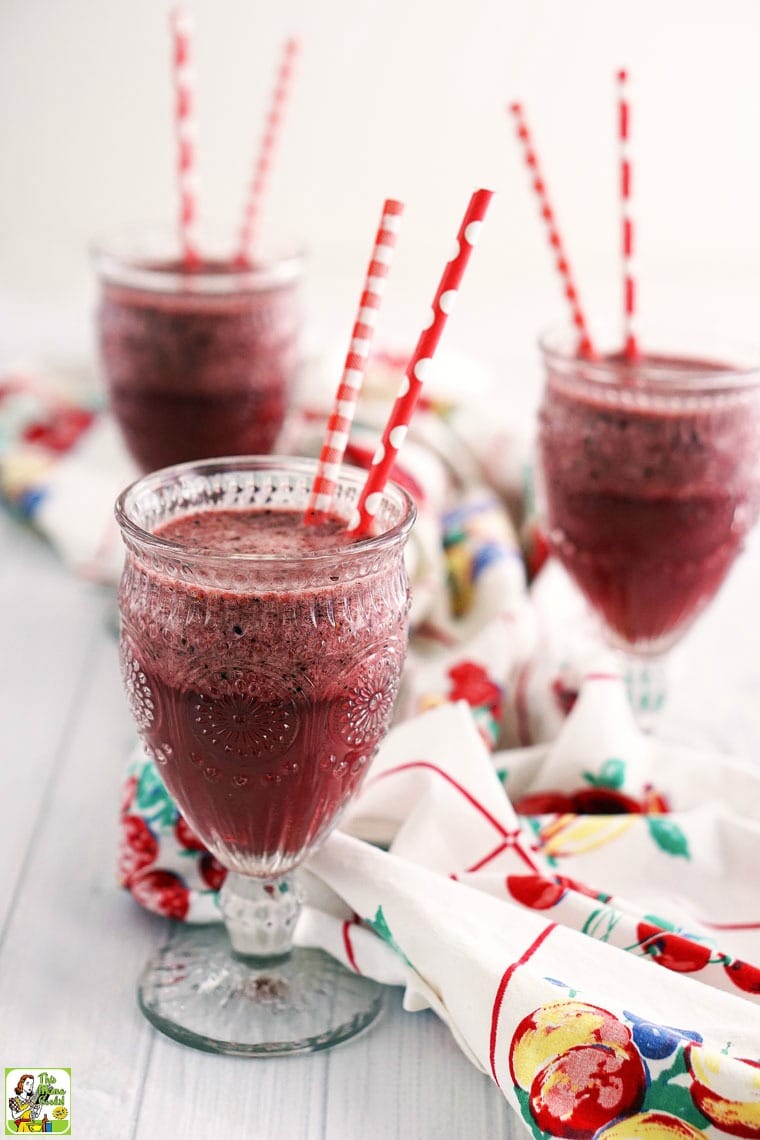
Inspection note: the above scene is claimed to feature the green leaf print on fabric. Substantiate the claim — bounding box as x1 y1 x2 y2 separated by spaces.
646 1047 710 1131
582 905 624 942
583 757 626 790
514 1087 548 1140
135 761 178 829
366 906 413 968
647 816 691 859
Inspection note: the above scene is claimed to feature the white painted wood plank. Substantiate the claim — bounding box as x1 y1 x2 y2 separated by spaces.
0 514 104 929
0 626 163 1139
322 996 521 1140
134 1033 328 1140
133 991 521 1140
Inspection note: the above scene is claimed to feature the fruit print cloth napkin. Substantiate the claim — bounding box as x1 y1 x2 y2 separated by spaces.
0 368 133 579
121 685 760 1139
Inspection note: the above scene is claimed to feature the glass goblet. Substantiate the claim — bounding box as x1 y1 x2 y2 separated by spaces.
538 327 760 717
94 225 303 472
115 456 416 1055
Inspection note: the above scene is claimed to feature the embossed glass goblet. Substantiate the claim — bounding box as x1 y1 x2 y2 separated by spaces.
538 327 760 719
115 457 416 1055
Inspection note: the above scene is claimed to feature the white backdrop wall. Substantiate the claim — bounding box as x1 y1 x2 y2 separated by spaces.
1 0 759 364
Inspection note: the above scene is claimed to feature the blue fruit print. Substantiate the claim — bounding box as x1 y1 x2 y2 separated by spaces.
625 1010 702 1059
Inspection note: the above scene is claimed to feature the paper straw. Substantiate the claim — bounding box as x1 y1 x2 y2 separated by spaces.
236 37 299 265
617 70 639 359
305 199 404 523
349 188 494 537
508 104 595 358
170 7 199 267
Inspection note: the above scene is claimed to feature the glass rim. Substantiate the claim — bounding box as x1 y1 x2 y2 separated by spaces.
539 323 760 392
91 222 304 294
115 455 417 566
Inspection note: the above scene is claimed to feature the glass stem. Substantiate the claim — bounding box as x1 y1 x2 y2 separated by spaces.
622 654 668 731
218 871 303 962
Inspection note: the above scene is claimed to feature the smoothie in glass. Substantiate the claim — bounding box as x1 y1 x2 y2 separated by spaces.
96 236 302 472
117 459 414 879
539 334 760 653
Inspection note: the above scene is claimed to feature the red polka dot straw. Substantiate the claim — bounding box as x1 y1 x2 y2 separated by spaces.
305 199 404 523
170 8 200 267
508 103 595 359
236 37 300 266
617 69 639 359
349 188 494 537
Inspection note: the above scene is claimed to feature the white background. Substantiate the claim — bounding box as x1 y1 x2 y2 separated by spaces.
1 0 760 369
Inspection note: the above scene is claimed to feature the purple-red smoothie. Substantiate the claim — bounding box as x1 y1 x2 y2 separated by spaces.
119 506 410 877
98 258 300 472
539 352 760 652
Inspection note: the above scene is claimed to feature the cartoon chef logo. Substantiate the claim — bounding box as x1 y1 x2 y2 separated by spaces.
5 1070 70 1135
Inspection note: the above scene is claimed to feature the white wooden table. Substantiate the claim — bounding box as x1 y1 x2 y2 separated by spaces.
5 502 760 1140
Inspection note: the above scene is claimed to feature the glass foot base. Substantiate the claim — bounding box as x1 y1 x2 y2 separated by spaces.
138 924 385 1057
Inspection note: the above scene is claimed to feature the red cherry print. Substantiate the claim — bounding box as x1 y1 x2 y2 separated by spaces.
641 783 670 813
119 815 158 886
23 407 94 453
448 661 503 714
507 874 566 909
555 875 606 902
174 815 206 851
572 788 642 815
131 870 190 920
723 957 760 994
199 853 227 891
551 676 578 718
527 526 551 581
637 921 711 973
514 791 575 815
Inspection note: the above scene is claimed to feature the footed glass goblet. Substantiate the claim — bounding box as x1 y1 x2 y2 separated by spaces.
538 327 760 719
115 456 415 1055
95 226 303 472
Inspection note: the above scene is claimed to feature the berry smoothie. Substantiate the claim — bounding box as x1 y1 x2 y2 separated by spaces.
539 350 760 652
118 485 413 878
98 254 301 472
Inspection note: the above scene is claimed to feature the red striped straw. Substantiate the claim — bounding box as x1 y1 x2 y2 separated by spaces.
170 7 199 267
349 188 494 537
236 37 300 266
617 70 639 359
508 104 595 359
305 199 404 522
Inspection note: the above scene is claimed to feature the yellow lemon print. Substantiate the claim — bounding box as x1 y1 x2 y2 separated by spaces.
538 813 636 858
687 1044 760 1135
598 1110 706 1137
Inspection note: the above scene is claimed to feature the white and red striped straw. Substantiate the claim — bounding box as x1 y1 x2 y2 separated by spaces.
235 37 299 266
170 7 199 267
617 70 638 359
508 103 596 359
349 188 493 537
305 199 404 522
